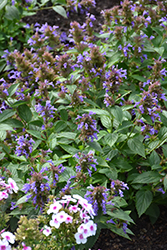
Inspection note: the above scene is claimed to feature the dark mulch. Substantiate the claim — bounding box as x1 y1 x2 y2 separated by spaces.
23 0 167 249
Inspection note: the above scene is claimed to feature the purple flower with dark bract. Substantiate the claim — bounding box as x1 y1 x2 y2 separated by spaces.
74 151 97 177
15 134 35 158
76 112 99 142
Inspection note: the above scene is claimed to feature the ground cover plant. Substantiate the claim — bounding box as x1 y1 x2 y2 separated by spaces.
1 0 167 249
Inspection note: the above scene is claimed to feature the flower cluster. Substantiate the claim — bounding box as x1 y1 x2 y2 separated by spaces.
110 179 129 197
22 167 50 209
0 231 15 250
74 151 97 177
103 65 127 106
0 178 18 201
43 194 97 246
35 100 57 125
85 184 112 215
15 134 35 158
76 112 99 142
48 161 66 188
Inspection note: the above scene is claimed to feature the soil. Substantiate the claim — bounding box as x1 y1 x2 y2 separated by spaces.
22 0 167 249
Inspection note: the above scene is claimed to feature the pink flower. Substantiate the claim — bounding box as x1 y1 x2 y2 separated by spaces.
49 214 61 229
7 178 18 193
1 232 15 244
47 201 62 214
0 239 11 250
0 191 8 200
43 226 52 236
74 232 87 244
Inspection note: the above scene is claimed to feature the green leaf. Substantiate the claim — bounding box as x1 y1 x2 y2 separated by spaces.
0 109 16 123
60 167 76 182
29 120 43 127
52 6 67 18
131 75 146 82
5 5 20 20
0 124 14 131
154 47 164 56
145 203 160 224
107 52 121 67
60 144 79 155
87 141 103 153
99 167 117 179
26 130 45 140
0 131 6 141
16 194 29 206
132 171 161 184
5 118 23 128
127 137 145 158
149 151 160 166
7 83 20 97
54 120 67 132
101 116 112 129
111 106 123 124
163 174 167 191
56 132 76 140
0 0 7 10
104 133 118 147
95 156 109 167
18 104 32 122
107 209 134 223
136 190 153 217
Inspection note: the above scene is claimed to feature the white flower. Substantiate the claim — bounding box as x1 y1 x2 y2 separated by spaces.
1 232 15 244
7 178 18 193
49 214 61 229
56 211 68 223
74 232 87 245
47 201 62 214
77 223 90 238
61 195 77 203
0 239 11 250
65 214 73 224
0 191 8 200
69 205 80 213
43 226 52 236
85 220 97 236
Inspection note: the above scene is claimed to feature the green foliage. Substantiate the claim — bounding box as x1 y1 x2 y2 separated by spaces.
1 0 167 249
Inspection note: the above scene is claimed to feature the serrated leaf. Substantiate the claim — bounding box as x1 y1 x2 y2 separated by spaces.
104 133 118 147
52 5 67 18
107 209 134 223
163 174 167 191
0 0 7 10
26 130 45 140
154 47 164 56
131 75 146 82
136 190 153 217
5 118 23 128
54 120 67 132
111 106 123 124
127 137 145 158
149 151 160 166
0 131 6 141
87 141 103 153
132 171 161 184
60 144 79 155
0 124 14 131
0 109 15 123
7 83 20 97
101 116 112 129
5 5 20 20
16 194 29 206
18 104 32 122
99 167 117 179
